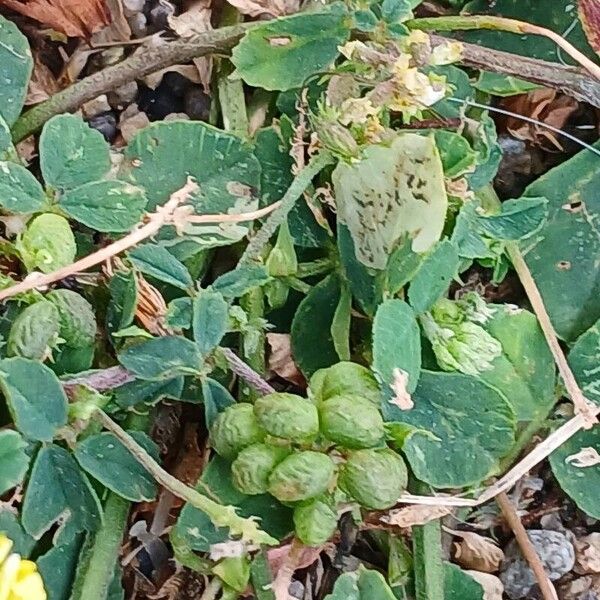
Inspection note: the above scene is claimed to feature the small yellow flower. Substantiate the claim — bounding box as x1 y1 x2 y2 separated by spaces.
0 535 46 600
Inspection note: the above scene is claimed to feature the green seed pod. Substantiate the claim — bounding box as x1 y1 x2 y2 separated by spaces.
7 301 60 360
319 362 381 405
320 394 385 449
209 404 265 460
254 393 319 442
340 448 408 510
47 289 97 347
231 443 290 495
293 497 338 546
268 451 335 502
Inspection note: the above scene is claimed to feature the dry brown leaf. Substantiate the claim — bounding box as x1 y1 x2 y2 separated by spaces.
382 505 451 528
389 368 413 411
451 530 504 573
25 56 60 105
565 446 600 467
579 0 600 57
0 0 111 38
267 333 305 387
267 543 325 576
90 0 131 43
500 89 578 152
464 570 504 600
225 0 298 17
575 533 600 574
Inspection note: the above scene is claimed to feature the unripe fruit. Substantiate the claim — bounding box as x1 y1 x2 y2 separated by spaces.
231 443 290 495
340 448 408 510
268 451 335 502
319 394 385 449
294 497 338 546
8 301 60 360
47 289 96 347
319 362 381 405
254 393 319 443
209 404 265 460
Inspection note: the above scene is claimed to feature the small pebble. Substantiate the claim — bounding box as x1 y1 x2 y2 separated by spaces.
137 82 184 120
162 71 192 98
108 81 139 109
184 86 211 121
87 111 118 142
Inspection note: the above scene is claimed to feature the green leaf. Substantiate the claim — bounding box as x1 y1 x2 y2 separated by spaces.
433 130 477 179
0 15 33 127
550 426 600 519
373 299 421 394
38 535 83 600
332 133 447 269
385 371 515 488
0 430 29 495
385 237 424 295
331 283 352 361
569 318 600 405
18 213 76 273
22 444 101 544
113 376 184 409
172 455 293 552
408 240 459 314
118 336 201 380
0 161 47 213
213 265 270 298
250 551 275 600
324 568 397 600
520 141 600 340
231 8 350 91
413 519 444 600
119 121 261 215
107 269 138 335
474 71 540 97
7 300 60 360
202 378 236 429
0 509 36 556
0 357 68 441
476 198 548 240
0 117 17 162
60 180 148 232
291 274 342 377
381 0 413 23
193 290 229 356
444 563 484 600
466 111 502 190
40 115 111 190
212 556 250 593
74 432 159 502
165 297 192 330
128 244 192 290
480 304 556 421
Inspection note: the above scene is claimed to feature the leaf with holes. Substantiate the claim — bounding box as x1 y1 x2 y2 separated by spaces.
22 444 102 544
0 15 32 126
231 7 351 91
60 180 148 233
332 133 447 270
74 432 159 502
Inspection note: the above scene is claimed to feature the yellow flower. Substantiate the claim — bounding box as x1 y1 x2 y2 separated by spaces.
0 535 46 600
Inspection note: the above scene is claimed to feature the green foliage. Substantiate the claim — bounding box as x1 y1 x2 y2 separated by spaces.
128 244 192 290
474 71 540 96
192 290 229 356
40 115 111 190
231 7 351 91
0 161 48 213
324 567 397 600
47 289 96 348
23 444 101 544
569 318 600 405
213 265 270 298
0 430 29 495
293 497 338 546
38 535 83 600
0 357 68 441
59 181 148 233
74 432 159 502
444 563 484 600
388 371 515 488
0 15 32 126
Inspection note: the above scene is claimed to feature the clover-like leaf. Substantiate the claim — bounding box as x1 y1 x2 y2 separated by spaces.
332 133 447 269
0 430 29 496
0 161 47 213
213 265 270 298
231 7 350 91
40 114 111 191
386 371 515 488
0 15 32 127
128 244 193 290
0 357 68 441
59 180 148 232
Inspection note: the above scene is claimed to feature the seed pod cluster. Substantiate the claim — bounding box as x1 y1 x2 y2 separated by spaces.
208 363 410 546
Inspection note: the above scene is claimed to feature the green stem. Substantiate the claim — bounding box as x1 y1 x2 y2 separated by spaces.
240 287 266 403
407 15 526 34
95 410 277 545
239 151 334 265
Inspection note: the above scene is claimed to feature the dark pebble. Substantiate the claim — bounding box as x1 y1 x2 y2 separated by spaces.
137 81 184 120
87 111 118 142
161 71 192 98
184 86 211 121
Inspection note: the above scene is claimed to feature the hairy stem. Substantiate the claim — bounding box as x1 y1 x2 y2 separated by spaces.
408 16 600 81
240 151 334 265
11 24 252 142
95 410 277 545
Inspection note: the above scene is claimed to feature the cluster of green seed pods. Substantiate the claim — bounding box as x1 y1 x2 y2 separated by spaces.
209 362 408 546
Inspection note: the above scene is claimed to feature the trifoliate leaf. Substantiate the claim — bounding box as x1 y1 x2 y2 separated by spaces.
0 161 48 213
40 114 111 190
128 244 192 290
332 133 447 269
60 180 148 232
231 7 351 91
212 265 270 298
